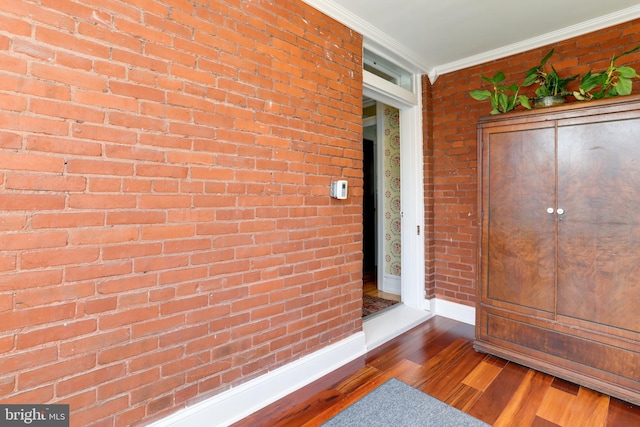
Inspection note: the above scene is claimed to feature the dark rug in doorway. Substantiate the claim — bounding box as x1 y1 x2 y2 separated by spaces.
362 294 399 318
321 378 491 427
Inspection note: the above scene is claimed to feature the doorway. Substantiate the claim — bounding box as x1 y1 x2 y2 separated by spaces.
363 138 375 275
361 67 429 348
362 101 402 319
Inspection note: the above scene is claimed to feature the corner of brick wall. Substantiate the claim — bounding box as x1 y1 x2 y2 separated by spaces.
427 18 640 307
422 75 436 300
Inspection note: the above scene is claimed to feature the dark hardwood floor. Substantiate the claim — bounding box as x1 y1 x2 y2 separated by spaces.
234 315 640 427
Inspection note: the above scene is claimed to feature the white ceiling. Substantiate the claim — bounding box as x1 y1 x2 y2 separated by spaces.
302 0 640 81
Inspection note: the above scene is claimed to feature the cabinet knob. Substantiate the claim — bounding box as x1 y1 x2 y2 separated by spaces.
547 207 555 214
557 208 565 215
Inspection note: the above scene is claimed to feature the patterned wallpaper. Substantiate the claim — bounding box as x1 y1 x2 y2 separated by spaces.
383 105 401 276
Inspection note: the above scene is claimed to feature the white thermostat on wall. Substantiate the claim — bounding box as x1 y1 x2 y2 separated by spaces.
330 180 348 200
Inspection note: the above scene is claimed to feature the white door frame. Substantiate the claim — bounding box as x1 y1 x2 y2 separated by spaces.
363 71 425 310
375 102 400 296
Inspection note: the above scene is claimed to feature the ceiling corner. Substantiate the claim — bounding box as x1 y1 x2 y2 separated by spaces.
301 0 430 75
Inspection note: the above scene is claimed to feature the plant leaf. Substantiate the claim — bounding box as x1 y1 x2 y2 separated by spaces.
579 73 604 92
540 48 554 66
470 90 492 101
522 65 540 86
613 45 640 62
519 95 531 110
559 73 580 85
480 75 494 84
522 72 538 87
616 76 634 95
535 87 548 97
489 96 499 111
617 66 639 79
573 90 588 101
498 92 508 112
580 70 592 84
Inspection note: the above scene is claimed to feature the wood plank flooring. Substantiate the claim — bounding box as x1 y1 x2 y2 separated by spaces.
363 280 400 302
234 315 640 427
363 269 400 302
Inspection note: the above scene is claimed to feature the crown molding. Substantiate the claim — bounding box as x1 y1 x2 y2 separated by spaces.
302 1 640 84
431 5 640 82
301 0 430 75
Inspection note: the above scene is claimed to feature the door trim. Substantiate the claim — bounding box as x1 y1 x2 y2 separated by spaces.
364 72 425 310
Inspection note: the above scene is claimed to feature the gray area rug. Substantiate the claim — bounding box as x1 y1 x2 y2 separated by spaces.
322 378 491 427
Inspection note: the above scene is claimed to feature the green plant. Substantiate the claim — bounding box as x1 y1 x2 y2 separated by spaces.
574 45 640 100
469 71 531 114
523 48 579 97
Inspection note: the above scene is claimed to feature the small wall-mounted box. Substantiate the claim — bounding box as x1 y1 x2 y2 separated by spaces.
330 180 348 200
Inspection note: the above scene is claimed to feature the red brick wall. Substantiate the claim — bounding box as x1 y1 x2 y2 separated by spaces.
427 19 640 306
422 76 435 300
0 1 363 425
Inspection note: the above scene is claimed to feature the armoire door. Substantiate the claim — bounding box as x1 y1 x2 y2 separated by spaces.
557 118 640 335
482 125 557 314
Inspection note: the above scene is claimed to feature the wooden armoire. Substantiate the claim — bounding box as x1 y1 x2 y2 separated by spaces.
475 95 640 405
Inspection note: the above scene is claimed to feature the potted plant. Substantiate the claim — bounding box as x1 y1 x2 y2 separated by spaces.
469 71 531 114
523 48 579 108
470 45 640 113
574 45 640 100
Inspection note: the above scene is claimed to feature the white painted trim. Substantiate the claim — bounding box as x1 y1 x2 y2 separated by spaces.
399 76 425 309
430 298 476 326
370 95 425 312
148 301 473 426
431 5 640 81
363 304 433 350
380 273 401 295
148 332 366 427
375 101 386 293
300 0 429 75
363 116 376 128
302 1 640 83
363 70 418 106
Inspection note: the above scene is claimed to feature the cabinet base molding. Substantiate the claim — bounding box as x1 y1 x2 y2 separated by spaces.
474 339 640 406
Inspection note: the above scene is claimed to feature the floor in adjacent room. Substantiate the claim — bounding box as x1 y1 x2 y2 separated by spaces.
362 270 400 302
362 269 401 319
234 316 640 427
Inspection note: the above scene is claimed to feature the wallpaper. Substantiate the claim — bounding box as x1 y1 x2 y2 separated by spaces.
383 105 401 276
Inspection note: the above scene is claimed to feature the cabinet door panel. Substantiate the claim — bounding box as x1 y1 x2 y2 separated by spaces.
486 128 556 312
558 119 640 333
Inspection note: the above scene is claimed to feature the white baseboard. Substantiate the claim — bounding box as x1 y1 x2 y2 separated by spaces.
429 298 476 325
379 273 401 295
149 332 366 427
148 298 473 426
